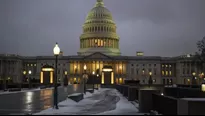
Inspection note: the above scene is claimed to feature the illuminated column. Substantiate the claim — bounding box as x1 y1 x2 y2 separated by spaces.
40 72 43 84
113 39 114 48
111 72 114 84
102 72 104 84
50 71 53 84
121 62 123 74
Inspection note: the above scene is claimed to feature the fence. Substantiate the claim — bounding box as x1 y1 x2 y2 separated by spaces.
152 94 178 115
164 87 205 98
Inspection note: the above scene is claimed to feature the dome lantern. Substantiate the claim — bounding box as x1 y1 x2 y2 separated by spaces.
95 0 104 7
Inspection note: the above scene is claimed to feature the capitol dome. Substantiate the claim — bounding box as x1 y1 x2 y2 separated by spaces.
78 0 121 56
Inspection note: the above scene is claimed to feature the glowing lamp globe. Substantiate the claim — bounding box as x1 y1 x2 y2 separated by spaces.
53 43 60 56
28 70 32 75
192 72 196 76
201 82 205 92
84 65 87 71
149 72 152 76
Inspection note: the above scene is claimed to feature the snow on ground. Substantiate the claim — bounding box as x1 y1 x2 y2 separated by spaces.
182 98 205 101
96 89 142 115
67 93 82 97
34 88 141 115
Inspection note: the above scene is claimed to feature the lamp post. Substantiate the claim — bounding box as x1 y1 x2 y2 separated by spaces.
83 65 88 94
28 70 32 89
53 42 60 109
22 71 26 89
148 72 153 87
192 72 196 86
92 71 95 91
97 74 99 89
201 73 204 84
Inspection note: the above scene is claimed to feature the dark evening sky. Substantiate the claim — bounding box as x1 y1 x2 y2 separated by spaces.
0 0 204 57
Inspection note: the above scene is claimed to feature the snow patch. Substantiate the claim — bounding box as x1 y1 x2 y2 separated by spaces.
182 98 205 101
34 88 141 115
96 89 140 115
67 93 82 97
84 92 92 98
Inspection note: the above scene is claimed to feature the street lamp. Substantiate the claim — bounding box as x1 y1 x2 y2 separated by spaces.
148 72 153 87
28 70 32 89
53 42 60 109
83 65 88 94
92 71 95 91
192 72 196 85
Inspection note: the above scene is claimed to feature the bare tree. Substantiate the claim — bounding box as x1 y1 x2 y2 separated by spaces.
195 36 205 73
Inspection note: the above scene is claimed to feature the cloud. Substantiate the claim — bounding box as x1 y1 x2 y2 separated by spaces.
0 0 204 56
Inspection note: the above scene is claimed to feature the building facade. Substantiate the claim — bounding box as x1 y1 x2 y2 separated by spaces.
0 0 203 86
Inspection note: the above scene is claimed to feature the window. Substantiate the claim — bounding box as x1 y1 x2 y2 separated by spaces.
170 79 173 85
166 65 168 68
169 65 172 68
27 64 29 66
163 79 165 85
142 69 145 74
169 71 172 76
34 64 36 67
162 65 164 68
183 68 185 74
31 64 33 67
154 64 156 67
149 64 151 67
166 71 168 76
41 63 43 66
136 64 138 67
143 64 145 66
154 69 157 75
58 70 60 74
136 69 139 75
167 79 169 85
162 71 164 76
187 69 190 74
131 64 134 66
149 68 152 72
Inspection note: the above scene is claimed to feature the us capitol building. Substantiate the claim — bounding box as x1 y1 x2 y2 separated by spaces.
0 0 203 86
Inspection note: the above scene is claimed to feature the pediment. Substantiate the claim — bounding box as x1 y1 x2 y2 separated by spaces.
84 52 113 60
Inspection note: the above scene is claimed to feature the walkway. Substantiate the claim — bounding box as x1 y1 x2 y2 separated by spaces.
34 88 142 115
